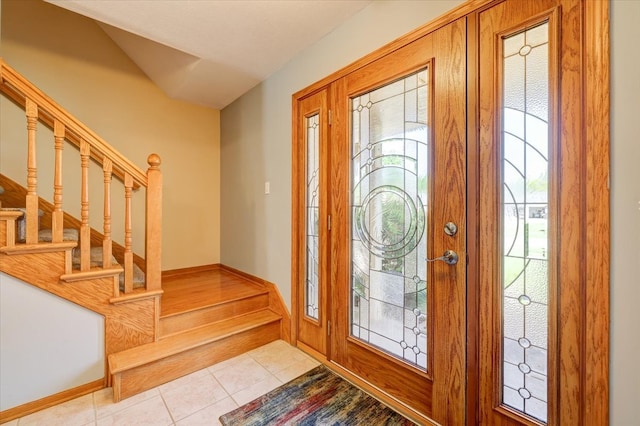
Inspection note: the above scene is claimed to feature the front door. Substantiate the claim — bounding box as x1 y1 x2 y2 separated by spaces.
329 18 467 423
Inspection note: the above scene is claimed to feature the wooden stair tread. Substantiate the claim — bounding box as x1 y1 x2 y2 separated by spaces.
160 289 269 319
109 309 280 373
60 266 123 282
161 268 267 316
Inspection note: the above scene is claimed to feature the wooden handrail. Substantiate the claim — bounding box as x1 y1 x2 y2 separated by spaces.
0 58 145 188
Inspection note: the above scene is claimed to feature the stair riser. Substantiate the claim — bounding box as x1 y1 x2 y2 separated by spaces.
159 293 270 337
112 320 281 402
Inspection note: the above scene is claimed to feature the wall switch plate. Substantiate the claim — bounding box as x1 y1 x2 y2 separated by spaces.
265 182 270 194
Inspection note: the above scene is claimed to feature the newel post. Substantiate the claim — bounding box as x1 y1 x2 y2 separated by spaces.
145 154 162 291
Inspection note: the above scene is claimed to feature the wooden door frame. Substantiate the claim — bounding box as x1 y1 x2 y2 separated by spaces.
291 1 609 424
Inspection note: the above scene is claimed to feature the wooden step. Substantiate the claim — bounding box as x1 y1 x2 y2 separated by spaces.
108 309 281 402
159 291 269 337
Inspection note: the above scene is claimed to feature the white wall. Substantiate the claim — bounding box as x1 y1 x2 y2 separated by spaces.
0 273 104 411
221 0 638 423
610 1 640 424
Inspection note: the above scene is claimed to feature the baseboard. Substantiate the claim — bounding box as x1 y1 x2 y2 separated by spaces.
0 378 104 424
218 264 292 343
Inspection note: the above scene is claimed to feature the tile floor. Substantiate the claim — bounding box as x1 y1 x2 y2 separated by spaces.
6 340 320 426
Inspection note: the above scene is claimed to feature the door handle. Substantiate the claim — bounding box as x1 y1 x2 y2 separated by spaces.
426 250 459 265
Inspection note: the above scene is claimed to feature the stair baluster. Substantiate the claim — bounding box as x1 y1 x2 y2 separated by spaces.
102 158 113 270
52 120 65 243
25 98 39 245
79 139 91 271
123 173 134 293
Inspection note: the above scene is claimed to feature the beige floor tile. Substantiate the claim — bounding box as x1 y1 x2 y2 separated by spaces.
17 393 95 426
212 356 272 395
158 368 210 393
272 356 320 383
94 387 160 419
247 339 291 355
230 374 282 407
206 353 252 374
95 395 173 426
1 419 18 425
248 340 313 374
160 369 229 421
174 397 238 426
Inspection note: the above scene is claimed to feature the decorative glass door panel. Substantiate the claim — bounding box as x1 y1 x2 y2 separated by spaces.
331 19 467 422
501 22 550 423
351 69 429 370
306 113 320 321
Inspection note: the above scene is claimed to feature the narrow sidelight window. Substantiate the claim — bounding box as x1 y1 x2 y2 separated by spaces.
501 21 550 423
305 113 320 320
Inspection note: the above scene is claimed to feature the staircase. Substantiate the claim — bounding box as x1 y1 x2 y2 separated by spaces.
0 58 286 420
109 267 283 402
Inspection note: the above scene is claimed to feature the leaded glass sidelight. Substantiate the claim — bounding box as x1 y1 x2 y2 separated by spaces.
305 114 320 320
501 22 550 423
351 69 429 370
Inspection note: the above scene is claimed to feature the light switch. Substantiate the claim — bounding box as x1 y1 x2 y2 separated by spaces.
265 182 270 194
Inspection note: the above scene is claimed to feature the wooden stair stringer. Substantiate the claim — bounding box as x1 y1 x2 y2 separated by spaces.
109 309 282 402
0 249 160 358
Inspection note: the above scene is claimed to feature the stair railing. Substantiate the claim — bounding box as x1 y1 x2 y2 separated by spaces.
0 58 162 295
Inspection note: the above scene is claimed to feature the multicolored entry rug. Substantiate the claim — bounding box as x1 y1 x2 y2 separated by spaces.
219 365 416 425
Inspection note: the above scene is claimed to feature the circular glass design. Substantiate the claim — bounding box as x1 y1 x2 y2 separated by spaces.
519 44 532 56
518 387 532 399
518 294 532 305
354 185 425 259
518 363 532 374
518 337 532 348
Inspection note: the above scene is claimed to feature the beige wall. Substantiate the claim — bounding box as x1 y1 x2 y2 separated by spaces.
610 1 640 424
0 0 221 269
221 0 638 424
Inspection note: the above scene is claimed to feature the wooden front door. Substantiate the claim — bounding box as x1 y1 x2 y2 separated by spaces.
329 18 467 423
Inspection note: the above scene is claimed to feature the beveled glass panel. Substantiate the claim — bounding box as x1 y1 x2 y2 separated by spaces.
501 21 550 423
350 68 429 370
305 114 320 320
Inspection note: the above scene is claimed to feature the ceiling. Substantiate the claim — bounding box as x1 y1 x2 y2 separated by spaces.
46 0 372 109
